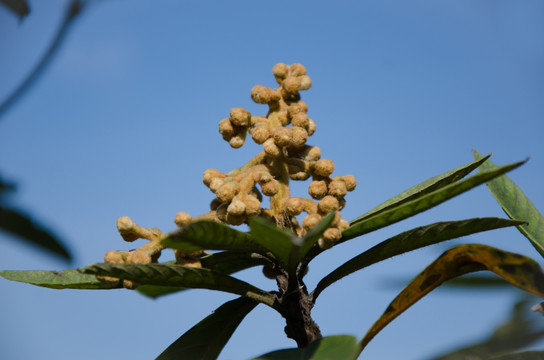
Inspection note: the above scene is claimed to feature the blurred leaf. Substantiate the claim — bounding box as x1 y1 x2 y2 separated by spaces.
474 150 544 258
351 154 491 224
156 296 258 360
0 206 72 262
252 335 359 360
359 244 544 353
82 263 276 307
0 177 16 193
432 297 544 360
161 220 267 254
0 0 30 19
313 217 525 300
138 252 269 299
490 352 544 360
0 269 120 289
249 217 296 268
342 160 525 242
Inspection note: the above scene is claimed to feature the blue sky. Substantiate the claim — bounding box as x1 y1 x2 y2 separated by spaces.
1 1 543 359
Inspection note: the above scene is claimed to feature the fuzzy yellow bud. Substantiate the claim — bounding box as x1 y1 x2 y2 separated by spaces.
318 195 340 214
229 134 245 148
298 75 312 90
227 199 246 216
290 63 306 76
174 212 192 227
307 119 317 136
318 237 335 250
229 107 251 127
263 138 280 157
251 125 270 144
308 180 328 199
285 197 304 216
104 250 124 264
251 85 280 104
116 216 138 242
328 180 347 197
290 127 308 147
314 159 334 177
338 218 350 230
273 127 291 147
343 175 357 191
302 214 322 230
261 179 279 196
218 118 234 139
272 63 289 80
303 146 321 161
128 250 152 264
283 76 301 94
291 112 309 129
203 169 224 187
244 196 261 217
216 183 236 203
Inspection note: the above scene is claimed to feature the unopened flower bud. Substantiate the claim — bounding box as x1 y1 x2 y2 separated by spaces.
291 112 309 128
251 85 280 104
303 146 321 161
298 75 312 90
283 76 301 94
290 63 306 76
314 159 334 177
318 237 335 250
216 183 236 203
227 198 246 216
343 175 357 191
307 119 316 135
251 125 270 144
116 216 138 242
285 197 304 216
302 214 322 230
128 250 152 264
272 63 289 80
264 138 280 157
277 110 289 125
318 195 340 213
244 196 261 217
309 180 328 199
174 212 192 227
328 180 347 197
218 118 234 139
209 177 223 192
261 179 279 196
203 169 224 187
338 218 350 230
290 127 308 147
229 107 251 127
273 127 291 147
229 134 245 148
104 250 124 264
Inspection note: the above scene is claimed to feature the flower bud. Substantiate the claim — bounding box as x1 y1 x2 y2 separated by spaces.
216 183 236 203
244 195 261 217
104 250 124 264
285 197 304 216
227 198 246 216
174 211 192 227
277 110 289 125
298 75 312 90
273 127 291 147
343 175 357 191
314 159 334 177
261 179 279 196
229 107 251 127
290 127 308 147
338 218 350 230
291 112 309 128
290 63 306 76
251 85 280 104
308 180 328 199
229 134 245 148
209 177 223 192
318 237 334 250
303 146 321 161
328 180 347 197
128 250 152 264
251 125 270 144
116 216 138 242
203 169 224 187
272 63 289 80
307 119 317 135
318 195 340 213
263 138 280 157
302 214 322 230
218 118 234 139
283 76 301 94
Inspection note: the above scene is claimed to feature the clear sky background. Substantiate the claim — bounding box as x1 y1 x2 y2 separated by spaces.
1 1 543 359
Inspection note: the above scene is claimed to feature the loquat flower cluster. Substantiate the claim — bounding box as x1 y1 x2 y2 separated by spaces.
103 63 356 288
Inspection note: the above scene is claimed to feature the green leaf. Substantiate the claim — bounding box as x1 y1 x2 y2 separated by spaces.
342 159 525 242
252 335 359 360
0 269 120 289
313 217 525 301
161 220 267 254
82 263 276 307
138 252 269 299
0 0 30 19
0 206 72 262
490 352 544 360
358 244 544 353
249 217 296 268
474 150 544 258
351 154 491 224
156 296 258 360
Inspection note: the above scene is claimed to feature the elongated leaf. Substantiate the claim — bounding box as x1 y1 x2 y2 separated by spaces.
351 154 491 224
156 296 258 360
313 217 525 301
138 252 269 299
358 244 544 353
474 150 544 258
82 263 276 307
490 352 544 360
0 269 120 289
0 0 30 19
161 220 266 254
0 206 72 261
252 335 359 360
249 217 296 268
342 160 525 242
